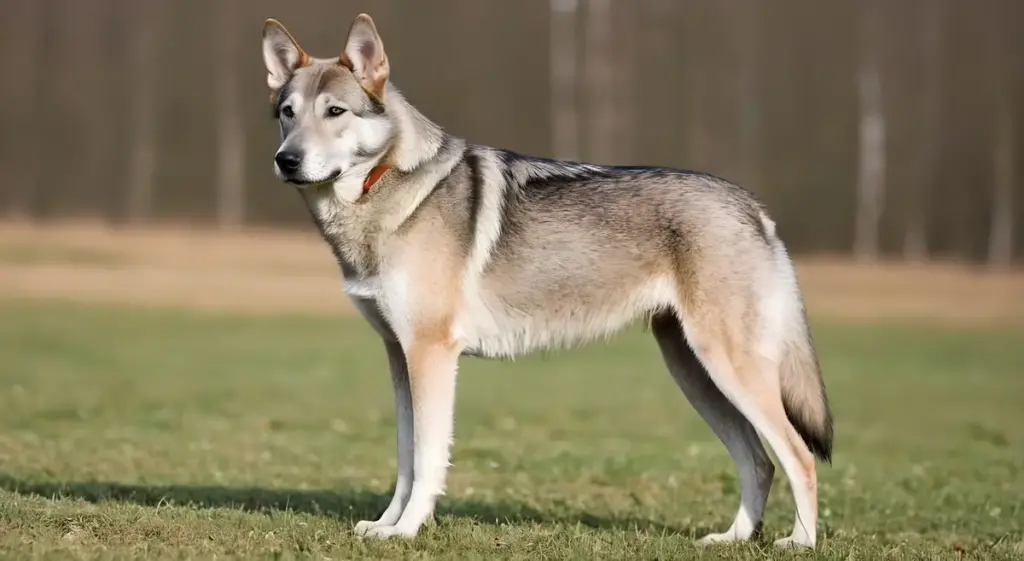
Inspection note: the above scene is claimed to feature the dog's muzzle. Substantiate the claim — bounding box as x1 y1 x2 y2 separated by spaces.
275 150 303 176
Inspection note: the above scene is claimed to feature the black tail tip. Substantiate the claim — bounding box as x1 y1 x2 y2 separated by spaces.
785 405 834 464
806 431 833 464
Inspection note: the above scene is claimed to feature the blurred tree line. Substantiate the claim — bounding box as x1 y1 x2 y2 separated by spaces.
0 0 1021 264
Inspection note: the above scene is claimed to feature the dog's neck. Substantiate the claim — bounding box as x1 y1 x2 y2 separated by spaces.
301 83 460 280
382 83 447 173
325 84 446 203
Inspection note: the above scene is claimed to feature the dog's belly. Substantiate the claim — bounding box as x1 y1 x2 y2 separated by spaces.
342 269 676 360
457 303 647 360
456 275 676 360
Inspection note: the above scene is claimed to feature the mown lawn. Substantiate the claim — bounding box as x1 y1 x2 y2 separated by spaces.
0 300 1021 559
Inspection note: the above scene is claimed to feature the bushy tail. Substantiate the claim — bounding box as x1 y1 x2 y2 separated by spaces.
779 315 834 463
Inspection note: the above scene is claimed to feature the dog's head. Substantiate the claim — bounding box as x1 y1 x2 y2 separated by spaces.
262 14 394 187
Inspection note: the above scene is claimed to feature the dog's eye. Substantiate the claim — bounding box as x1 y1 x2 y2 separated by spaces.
280 106 295 119
327 106 347 118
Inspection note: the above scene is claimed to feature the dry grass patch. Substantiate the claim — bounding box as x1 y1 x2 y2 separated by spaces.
1 220 1022 325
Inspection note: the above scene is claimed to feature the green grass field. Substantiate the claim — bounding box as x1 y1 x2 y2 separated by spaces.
1 300 1021 560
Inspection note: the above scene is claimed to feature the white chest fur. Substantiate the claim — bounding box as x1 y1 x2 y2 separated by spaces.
342 268 507 357
343 270 416 345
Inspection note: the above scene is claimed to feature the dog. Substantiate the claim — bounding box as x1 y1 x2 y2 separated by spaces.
260 13 833 549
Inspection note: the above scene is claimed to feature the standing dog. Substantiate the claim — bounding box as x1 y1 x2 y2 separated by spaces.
261 13 833 548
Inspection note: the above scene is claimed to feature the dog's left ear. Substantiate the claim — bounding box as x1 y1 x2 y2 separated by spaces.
340 14 390 100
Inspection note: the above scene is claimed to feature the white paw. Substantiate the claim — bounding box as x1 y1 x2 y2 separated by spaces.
353 520 385 536
695 531 742 546
774 535 814 549
361 524 418 540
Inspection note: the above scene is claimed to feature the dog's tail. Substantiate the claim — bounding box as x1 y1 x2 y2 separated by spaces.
759 211 834 463
779 313 834 463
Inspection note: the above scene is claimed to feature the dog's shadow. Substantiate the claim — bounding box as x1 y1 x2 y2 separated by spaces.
0 475 691 536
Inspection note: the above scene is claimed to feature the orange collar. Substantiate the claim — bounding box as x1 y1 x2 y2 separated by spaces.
362 163 392 195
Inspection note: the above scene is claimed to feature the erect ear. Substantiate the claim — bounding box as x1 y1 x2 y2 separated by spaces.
263 19 310 92
340 14 390 100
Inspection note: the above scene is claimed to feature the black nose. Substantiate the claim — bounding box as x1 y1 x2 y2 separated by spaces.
275 150 302 173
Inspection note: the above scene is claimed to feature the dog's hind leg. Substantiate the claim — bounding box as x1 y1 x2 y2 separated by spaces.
354 339 414 535
651 312 775 544
676 305 820 549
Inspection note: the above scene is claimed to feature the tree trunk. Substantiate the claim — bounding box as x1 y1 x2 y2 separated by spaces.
902 1 944 262
215 0 245 229
736 0 762 192
550 0 580 161
854 0 887 262
1 0 44 220
988 101 1015 269
681 2 713 171
610 2 635 165
583 0 614 164
80 0 116 221
125 0 162 224
985 0 1016 270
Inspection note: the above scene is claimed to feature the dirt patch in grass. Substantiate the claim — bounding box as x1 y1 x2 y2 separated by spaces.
0 220 346 315
795 258 1024 327
1 220 1022 325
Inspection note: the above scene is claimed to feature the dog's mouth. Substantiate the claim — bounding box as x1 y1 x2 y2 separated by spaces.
284 169 342 187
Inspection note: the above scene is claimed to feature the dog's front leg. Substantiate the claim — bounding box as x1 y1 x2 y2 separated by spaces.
354 340 413 535
361 337 460 539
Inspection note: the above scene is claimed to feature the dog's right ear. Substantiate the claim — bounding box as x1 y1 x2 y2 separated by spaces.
262 19 310 92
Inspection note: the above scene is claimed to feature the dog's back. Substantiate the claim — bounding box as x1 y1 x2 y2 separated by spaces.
445 148 779 358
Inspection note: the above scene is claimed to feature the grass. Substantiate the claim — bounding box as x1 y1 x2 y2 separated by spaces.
0 300 1021 560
